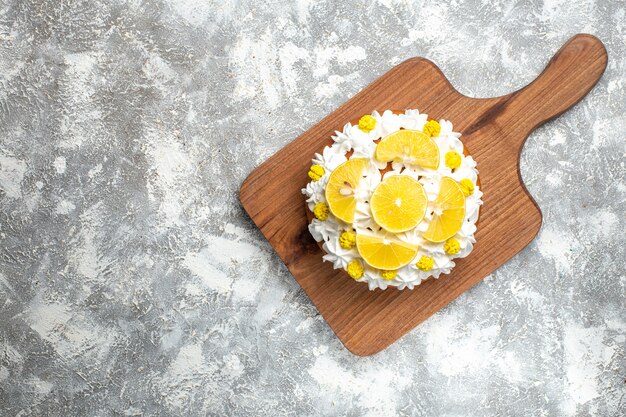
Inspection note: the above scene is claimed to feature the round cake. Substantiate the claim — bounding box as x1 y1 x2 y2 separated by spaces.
302 110 483 290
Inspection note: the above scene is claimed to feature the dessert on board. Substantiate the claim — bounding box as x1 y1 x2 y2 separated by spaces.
303 110 483 290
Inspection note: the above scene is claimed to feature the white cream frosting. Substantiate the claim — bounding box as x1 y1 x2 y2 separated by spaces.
302 110 483 290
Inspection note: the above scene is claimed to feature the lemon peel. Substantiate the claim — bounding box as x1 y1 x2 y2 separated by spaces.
339 231 357 249
459 178 475 196
443 238 461 255
445 151 462 169
308 165 325 181
416 256 434 271
423 120 441 137
358 114 376 132
347 260 364 279
313 202 329 221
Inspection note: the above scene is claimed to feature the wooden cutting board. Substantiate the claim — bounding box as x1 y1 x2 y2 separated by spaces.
239 34 607 356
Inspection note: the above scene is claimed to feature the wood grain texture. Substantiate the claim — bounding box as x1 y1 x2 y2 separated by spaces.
239 34 607 356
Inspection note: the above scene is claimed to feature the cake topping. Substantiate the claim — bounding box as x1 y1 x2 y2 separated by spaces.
416 256 434 271
325 158 370 223
308 165 325 181
375 130 440 169
339 230 357 249
313 202 329 221
347 260 364 279
370 175 428 233
358 114 377 132
356 233 418 270
422 177 466 243
459 178 475 196
423 119 441 137
443 238 461 255
381 270 397 281
445 151 462 169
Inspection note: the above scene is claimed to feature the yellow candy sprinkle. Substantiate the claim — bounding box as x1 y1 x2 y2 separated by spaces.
459 178 475 196
313 202 329 221
381 270 397 280
416 256 434 271
423 120 441 137
443 238 461 255
445 151 462 169
339 231 357 249
347 260 364 279
308 165 325 181
358 115 377 132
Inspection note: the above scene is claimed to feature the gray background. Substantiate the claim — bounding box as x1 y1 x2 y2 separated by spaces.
0 0 624 416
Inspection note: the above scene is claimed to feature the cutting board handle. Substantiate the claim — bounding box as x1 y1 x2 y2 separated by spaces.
498 34 607 136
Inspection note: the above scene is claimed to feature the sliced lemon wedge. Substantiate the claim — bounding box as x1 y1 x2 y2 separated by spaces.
325 158 370 223
375 129 440 169
356 233 418 270
370 175 427 233
422 177 466 243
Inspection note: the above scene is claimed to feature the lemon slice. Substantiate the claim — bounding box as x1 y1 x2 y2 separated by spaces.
375 130 440 169
325 158 370 223
422 177 466 243
370 175 427 233
356 233 418 270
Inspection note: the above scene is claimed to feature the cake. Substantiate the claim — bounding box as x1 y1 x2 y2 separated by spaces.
302 110 483 290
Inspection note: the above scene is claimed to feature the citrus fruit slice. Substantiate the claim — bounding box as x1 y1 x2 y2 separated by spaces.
422 177 466 243
375 129 440 169
325 158 370 223
370 175 427 233
356 233 418 270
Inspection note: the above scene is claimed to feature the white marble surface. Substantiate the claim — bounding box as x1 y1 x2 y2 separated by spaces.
0 0 624 416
